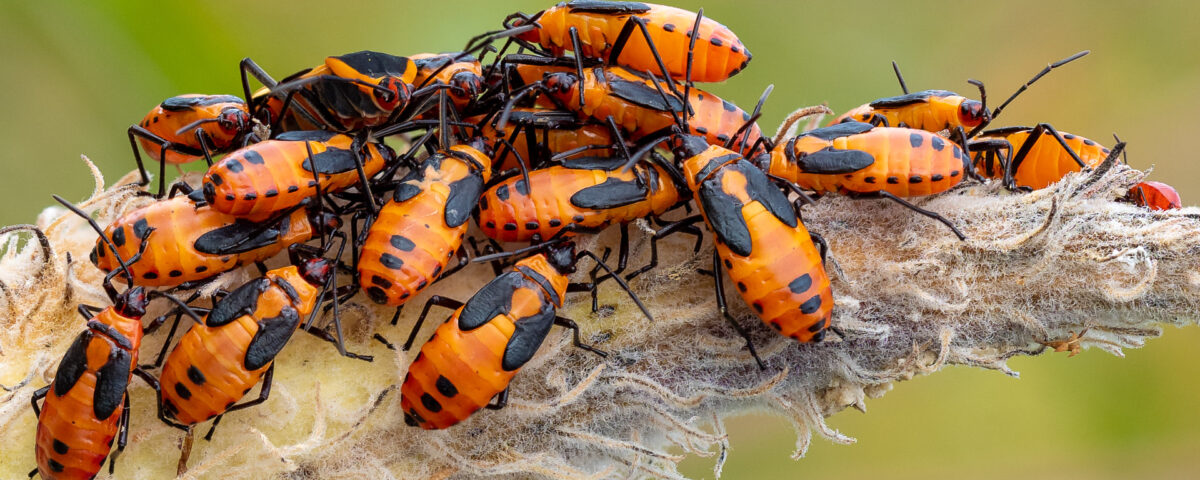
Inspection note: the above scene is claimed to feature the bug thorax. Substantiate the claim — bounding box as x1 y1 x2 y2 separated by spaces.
114 286 148 318
545 241 578 275
958 99 990 127
298 257 335 287
307 209 343 233
671 134 711 160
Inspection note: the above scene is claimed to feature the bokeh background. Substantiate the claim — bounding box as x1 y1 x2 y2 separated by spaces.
2 1 1198 478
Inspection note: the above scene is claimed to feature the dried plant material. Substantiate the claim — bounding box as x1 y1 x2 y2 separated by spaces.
0 155 1197 479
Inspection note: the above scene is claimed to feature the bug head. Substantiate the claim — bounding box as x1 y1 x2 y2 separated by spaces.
958 99 991 128
465 136 493 159
307 208 343 233
374 77 411 111
217 106 252 135
546 241 578 275
114 286 149 318
541 72 577 97
297 255 336 288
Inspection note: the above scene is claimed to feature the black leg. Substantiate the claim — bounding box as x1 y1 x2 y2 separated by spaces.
485 388 509 410
30 385 49 417
875 191 966 240
624 215 705 281
203 415 223 442
108 395 132 474
402 296 464 350
133 369 190 431
554 316 608 357
568 26 587 109
127 125 178 197
711 251 765 370
810 232 830 266
303 325 374 362
201 364 274 441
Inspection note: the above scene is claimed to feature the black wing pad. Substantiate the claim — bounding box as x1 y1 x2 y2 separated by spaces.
980 126 1034 137
500 301 557 371
608 76 686 112
444 174 485 228
567 0 652 14
332 51 411 78
738 161 798 228
194 215 291 256
53 330 94 397
243 306 302 371
275 130 340 142
570 176 648 210
459 271 523 331
300 145 360 175
795 147 876 175
161 94 244 111
800 121 874 141
505 109 583 129
207 277 271 327
700 171 753 257
869 89 956 108
92 344 132 420
561 156 627 171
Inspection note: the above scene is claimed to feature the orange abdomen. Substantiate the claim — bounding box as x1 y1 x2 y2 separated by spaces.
525 3 750 82
769 125 967 197
92 196 316 286
203 132 390 217
975 129 1111 190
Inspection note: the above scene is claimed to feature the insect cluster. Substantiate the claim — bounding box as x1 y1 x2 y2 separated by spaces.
27 1 1185 478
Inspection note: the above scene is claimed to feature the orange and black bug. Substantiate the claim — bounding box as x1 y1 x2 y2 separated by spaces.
91 192 339 288
1127 181 1182 210
128 94 259 197
672 134 835 368
499 64 763 154
411 52 485 114
830 51 1089 141
200 130 394 217
31 196 198 480
144 239 367 441
504 1 751 83
397 240 649 429
356 138 493 315
243 51 424 133
759 121 971 239
973 124 1118 190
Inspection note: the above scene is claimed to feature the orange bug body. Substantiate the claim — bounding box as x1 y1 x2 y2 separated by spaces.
974 126 1112 190
830 90 988 132
201 130 394 217
512 1 751 82
762 122 969 197
358 142 493 306
476 156 684 243
1128 181 1182 210
473 108 616 170
538 65 761 149
399 246 575 429
251 51 417 132
676 135 833 343
33 296 147 480
132 94 253 166
411 52 484 113
91 195 336 287
156 263 328 425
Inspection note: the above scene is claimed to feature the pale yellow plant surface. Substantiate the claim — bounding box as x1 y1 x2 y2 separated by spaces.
1 154 1197 479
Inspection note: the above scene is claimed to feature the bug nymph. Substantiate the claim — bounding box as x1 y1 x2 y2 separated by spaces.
397 240 650 429
32 196 199 480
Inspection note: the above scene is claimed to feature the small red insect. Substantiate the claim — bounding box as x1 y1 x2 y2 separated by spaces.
1127 181 1182 210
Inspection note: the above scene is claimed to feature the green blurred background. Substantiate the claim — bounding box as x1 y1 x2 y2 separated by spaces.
2 1 1198 478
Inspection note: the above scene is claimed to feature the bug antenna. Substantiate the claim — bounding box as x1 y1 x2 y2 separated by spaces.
495 82 542 130
495 137 532 189
304 141 330 250
471 236 569 264
967 50 1090 138
52 195 136 290
174 118 220 137
892 61 909 94
577 249 653 321
730 84 773 153
682 8 705 128
1113 133 1127 163
147 291 206 325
